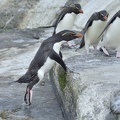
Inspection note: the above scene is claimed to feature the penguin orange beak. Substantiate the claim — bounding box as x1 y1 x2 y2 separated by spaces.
79 9 83 14
104 16 108 21
75 33 83 38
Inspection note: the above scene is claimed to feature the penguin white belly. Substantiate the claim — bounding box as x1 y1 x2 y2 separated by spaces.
53 41 66 53
38 41 65 80
56 13 76 33
101 18 120 50
38 57 55 80
85 20 107 46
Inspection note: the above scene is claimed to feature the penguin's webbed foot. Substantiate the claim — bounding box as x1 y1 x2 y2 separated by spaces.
24 76 39 105
24 86 33 106
67 42 76 48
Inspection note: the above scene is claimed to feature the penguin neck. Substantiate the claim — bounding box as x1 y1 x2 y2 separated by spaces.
53 41 66 54
53 35 66 54
52 34 65 42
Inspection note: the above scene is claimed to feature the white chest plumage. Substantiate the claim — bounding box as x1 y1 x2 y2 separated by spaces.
101 17 120 50
38 41 65 80
56 13 76 33
85 20 107 45
53 41 66 54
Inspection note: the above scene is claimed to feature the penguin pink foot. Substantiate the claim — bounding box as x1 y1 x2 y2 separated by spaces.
101 47 109 56
116 51 120 58
67 42 76 47
24 87 33 106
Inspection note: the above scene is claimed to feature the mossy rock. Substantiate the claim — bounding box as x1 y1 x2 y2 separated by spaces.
58 68 67 92
0 110 9 119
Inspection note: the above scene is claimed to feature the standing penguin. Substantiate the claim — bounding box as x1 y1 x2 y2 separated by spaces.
53 3 83 47
97 10 120 57
13 30 83 105
78 10 109 53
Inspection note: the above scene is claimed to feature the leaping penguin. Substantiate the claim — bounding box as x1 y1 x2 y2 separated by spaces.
53 3 83 47
78 10 109 53
14 30 83 105
97 10 120 57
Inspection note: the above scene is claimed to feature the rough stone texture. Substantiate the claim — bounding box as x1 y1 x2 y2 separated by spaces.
0 0 120 120
0 0 120 29
0 28 64 120
50 49 120 120
0 0 67 29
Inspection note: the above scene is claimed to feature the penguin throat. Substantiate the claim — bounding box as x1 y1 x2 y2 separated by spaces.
53 41 66 54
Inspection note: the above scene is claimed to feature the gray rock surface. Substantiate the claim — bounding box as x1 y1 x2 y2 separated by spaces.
0 0 67 29
50 49 120 120
0 28 64 120
0 0 120 120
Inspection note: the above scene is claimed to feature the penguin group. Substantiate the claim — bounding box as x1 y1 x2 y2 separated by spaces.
13 2 120 105
78 9 120 58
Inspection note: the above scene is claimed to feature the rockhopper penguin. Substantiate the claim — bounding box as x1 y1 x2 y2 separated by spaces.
78 10 109 53
53 3 83 47
97 10 120 57
14 30 83 105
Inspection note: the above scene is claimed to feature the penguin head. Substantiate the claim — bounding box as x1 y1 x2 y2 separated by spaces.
70 4 83 14
98 10 109 21
58 30 83 42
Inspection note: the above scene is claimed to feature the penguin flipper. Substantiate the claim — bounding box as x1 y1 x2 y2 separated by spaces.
50 50 66 71
83 13 96 33
79 36 85 49
59 51 63 58
53 11 66 35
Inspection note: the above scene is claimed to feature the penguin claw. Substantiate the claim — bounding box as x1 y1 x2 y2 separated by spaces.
24 87 32 106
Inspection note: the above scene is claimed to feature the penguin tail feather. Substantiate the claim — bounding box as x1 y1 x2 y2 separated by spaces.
8 74 31 85
8 80 21 85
